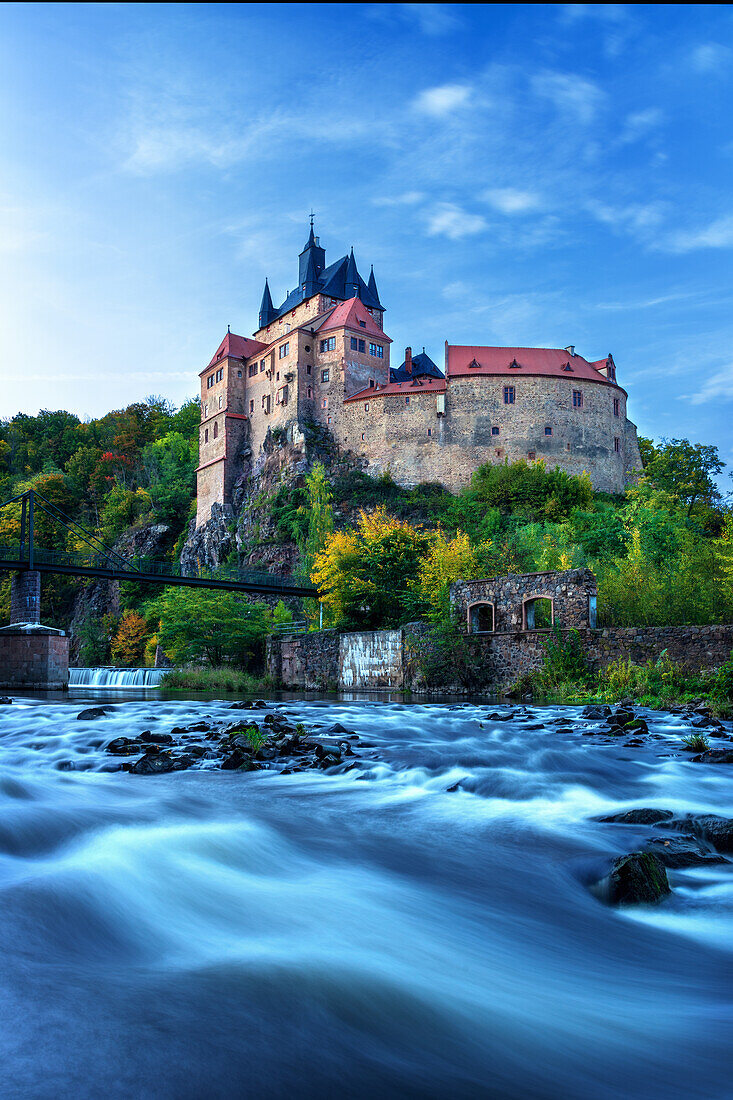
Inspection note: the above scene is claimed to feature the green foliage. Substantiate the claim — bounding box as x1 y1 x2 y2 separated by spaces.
682 733 710 752
77 612 112 665
537 625 591 687
711 652 733 703
110 610 149 667
147 587 271 667
642 437 724 522
142 431 198 529
98 485 152 545
161 665 270 692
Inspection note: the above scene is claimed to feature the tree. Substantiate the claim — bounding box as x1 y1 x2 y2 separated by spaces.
142 431 198 527
110 610 149 666
313 507 431 629
409 529 494 622
643 438 724 520
147 587 272 666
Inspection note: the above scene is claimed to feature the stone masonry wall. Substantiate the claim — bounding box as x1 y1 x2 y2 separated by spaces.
450 568 597 633
10 570 41 625
268 622 733 694
0 628 69 690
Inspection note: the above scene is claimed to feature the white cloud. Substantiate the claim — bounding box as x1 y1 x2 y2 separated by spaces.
413 84 472 118
372 191 425 207
587 200 666 235
618 107 664 144
398 4 460 35
667 214 733 253
690 43 732 74
531 72 605 124
688 362 733 404
425 203 487 240
482 188 542 215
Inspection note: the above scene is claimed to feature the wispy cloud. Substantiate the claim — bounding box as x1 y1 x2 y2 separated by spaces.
372 191 425 207
531 71 605 124
688 362 733 405
425 203 487 239
689 43 732 74
617 107 664 144
481 188 543 215
667 214 733 253
412 83 472 118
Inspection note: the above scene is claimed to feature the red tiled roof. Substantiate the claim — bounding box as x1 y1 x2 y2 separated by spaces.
447 345 621 386
345 378 446 402
319 297 392 342
202 332 267 372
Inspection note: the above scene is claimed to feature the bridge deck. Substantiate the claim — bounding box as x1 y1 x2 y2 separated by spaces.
0 547 318 598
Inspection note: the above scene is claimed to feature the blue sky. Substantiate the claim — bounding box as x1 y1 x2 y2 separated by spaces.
1 3 732 468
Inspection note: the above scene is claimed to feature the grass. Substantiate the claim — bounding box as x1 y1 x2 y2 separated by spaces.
681 733 711 752
515 644 733 716
161 666 271 693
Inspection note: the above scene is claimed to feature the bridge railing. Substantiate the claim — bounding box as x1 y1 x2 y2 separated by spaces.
0 543 314 594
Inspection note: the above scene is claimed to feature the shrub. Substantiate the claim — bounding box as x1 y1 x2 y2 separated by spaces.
682 733 710 752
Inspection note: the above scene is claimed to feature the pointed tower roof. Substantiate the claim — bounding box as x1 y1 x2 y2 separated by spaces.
259 278 276 328
366 265 383 310
345 247 360 298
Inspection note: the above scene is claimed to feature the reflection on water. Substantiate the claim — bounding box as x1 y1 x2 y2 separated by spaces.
0 694 731 1098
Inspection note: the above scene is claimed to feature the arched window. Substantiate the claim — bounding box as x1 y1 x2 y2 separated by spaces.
204 428 209 443
523 597 553 630
213 421 218 439
468 602 494 634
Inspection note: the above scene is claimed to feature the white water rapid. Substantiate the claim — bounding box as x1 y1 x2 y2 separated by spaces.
0 694 732 1098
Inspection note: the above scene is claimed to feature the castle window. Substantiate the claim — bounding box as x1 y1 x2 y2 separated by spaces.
427 428 432 436
213 422 218 439
204 429 209 443
262 395 270 414
307 364 312 374
361 433 365 441
528 451 536 460
249 363 258 377
207 375 214 388
359 320 366 328
369 343 384 358
562 362 573 372
204 404 208 417
327 416 332 424
276 372 280 381
307 386 313 398
305 345 311 352
468 603 494 634
613 398 620 416
572 390 583 408
544 426 552 435
405 396 410 405
566 442 571 451
260 360 266 372
215 368 223 382
237 370 242 378
369 379 375 387
250 400 254 413
278 342 289 359
495 449 503 457
503 386 515 404
320 337 336 352
614 436 620 453
364 403 369 411
321 398 328 409
321 369 330 383
218 395 224 409
491 426 500 435
358 339 365 353
351 337 358 350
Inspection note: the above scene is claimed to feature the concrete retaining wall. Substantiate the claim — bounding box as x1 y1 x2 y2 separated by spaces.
340 630 403 688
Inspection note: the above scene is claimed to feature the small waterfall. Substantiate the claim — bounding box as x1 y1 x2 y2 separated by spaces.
69 667 167 688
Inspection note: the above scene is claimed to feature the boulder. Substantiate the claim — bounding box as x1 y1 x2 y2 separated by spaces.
679 815 733 852
77 707 109 721
582 705 611 720
603 852 671 905
107 737 147 756
596 808 674 825
129 752 177 775
138 730 174 745
691 749 733 764
642 834 726 869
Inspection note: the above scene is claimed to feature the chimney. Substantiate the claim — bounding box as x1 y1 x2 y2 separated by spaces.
405 346 412 374
564 345 575 356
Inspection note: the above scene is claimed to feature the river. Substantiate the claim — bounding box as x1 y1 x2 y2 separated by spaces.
0 691 731 1099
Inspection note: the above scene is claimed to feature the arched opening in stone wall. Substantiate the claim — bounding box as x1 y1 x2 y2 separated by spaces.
468 602 494 634
523 596 553 630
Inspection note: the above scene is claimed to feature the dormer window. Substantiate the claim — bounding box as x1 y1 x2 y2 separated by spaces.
509 359 521 369
562 362 573 372
359 320 366 328
468 358 481 369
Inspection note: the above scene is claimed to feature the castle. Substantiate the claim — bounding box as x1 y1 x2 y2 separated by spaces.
196 221 642 527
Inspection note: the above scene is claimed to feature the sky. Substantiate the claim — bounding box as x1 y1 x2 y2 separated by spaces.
1 3 732 469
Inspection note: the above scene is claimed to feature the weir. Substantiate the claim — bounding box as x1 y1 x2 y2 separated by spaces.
69 667 167 689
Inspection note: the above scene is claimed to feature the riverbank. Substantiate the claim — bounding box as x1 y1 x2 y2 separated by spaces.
160 665 271 693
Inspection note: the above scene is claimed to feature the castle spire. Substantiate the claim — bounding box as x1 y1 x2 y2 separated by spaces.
367 264 382 309
258 278 276 328
345 246 360 299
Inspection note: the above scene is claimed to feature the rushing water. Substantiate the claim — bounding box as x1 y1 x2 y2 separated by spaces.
69 667 167 688
0 694 732 1099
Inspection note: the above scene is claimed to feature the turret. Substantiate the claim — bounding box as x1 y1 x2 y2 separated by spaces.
259 278 276 328
367 265 383 310
298 217 326 289
345 247 361 299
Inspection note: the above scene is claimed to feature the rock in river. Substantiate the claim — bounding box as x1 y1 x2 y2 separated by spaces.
596 808 674 825
597 852 671 906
